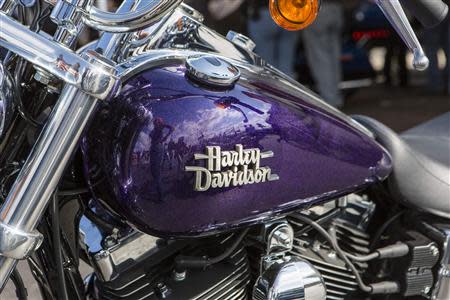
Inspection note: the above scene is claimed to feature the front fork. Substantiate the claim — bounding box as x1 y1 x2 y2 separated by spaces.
0 0 121 290
0 86 98 290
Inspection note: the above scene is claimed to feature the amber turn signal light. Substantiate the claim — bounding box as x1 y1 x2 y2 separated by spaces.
269 0 320 31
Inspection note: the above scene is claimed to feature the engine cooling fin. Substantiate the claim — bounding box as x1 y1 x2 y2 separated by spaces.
288 212 371 300
91 235 251 300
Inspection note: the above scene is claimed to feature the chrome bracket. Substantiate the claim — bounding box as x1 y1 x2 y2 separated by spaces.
260 221 294 272
0 222 43 260
226 31 256 52
50 0 93 48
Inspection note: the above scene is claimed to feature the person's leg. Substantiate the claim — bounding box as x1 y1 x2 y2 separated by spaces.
423 24 445 92
328 4 344 106
302 3 343 107
248 9 277 67
277 29 300 77
398 43 408 87
384 39 394 85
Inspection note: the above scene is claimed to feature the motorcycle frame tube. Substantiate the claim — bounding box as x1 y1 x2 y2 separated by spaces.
0 86 98 291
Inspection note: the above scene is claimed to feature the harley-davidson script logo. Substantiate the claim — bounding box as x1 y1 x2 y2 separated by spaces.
185 144 279 192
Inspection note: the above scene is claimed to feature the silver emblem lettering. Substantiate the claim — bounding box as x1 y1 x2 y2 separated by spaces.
185 145 279 192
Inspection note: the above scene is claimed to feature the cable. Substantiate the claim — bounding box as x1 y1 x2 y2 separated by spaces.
293 208 340 237
13 59 43 127
343 250 380 262
27 257 54 299
10 268 28 300
58 188 89 197
370 210 405 250
330 226 409 262
29 0 41 32
295 214 400 295
175 228 250 270
51 193 69 300
295 214 373 293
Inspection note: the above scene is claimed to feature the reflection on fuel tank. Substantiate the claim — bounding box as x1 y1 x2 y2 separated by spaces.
149 117 174 201
214 96 264 123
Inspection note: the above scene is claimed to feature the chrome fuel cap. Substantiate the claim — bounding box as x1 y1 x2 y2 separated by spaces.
185 55 240 88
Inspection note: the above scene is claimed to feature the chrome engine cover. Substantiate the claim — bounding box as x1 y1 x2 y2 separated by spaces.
253 256 326 300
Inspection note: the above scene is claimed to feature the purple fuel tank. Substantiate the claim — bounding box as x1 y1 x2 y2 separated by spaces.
82 58 392 237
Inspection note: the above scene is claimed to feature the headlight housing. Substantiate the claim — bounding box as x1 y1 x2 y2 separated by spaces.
0 63 15 143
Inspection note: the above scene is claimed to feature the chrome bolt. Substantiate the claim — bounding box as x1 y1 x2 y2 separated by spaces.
423 286 431 294
267 223 294 254
156 283 171 299
103 229 119 248
34 70 54 85
430 245 439 257
337 196 348 208
328 251 337 259
173 269 186 282
274 231 291 247
103 236 117 248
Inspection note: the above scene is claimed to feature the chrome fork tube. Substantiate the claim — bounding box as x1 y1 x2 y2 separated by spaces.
0 85 98 290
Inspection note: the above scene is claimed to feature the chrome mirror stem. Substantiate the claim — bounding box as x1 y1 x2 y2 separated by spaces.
376 0 429 71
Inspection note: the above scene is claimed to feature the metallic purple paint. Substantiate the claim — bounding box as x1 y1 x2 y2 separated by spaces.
82 63 392 237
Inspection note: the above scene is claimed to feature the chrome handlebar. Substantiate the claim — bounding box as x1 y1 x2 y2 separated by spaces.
85 0 182 32
43 0 182 33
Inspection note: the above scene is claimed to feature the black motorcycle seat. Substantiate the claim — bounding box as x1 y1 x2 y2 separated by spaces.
353 113 450 219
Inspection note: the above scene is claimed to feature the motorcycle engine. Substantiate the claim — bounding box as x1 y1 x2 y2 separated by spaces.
81 194 441 300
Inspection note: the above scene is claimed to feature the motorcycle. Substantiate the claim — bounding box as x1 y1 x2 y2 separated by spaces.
0 0 449 299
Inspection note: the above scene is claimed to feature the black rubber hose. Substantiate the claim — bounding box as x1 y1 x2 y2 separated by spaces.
10 268 28 300
51 193 69 300
175 228 249 270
